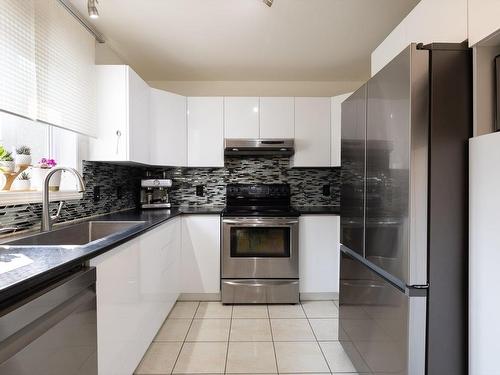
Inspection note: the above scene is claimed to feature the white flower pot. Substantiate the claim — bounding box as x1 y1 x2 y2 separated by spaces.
11 179 31 191
0 161 16 173
15 154 32 166
32 168 61 191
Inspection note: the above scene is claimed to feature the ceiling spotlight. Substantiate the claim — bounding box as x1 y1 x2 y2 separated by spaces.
88 0 99 19
263 0 273 7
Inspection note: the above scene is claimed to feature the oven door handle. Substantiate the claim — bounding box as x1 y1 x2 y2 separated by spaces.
222 219 299 225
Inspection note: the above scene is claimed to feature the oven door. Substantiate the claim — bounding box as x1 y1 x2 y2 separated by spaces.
222 217 299 279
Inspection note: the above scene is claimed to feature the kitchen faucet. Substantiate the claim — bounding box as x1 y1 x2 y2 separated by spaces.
41 167 86 232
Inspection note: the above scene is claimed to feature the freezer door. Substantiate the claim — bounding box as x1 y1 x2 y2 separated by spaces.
339 249 426 375
340 85 367 257
365 44 429 286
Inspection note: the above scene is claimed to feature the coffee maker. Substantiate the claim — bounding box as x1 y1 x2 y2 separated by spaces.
140 172 172 209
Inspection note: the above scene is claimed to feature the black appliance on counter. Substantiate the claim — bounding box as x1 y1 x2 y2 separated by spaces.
340 43 471 375
221 183 300 304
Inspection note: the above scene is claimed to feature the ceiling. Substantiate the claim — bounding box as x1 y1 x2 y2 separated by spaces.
69 0 419 82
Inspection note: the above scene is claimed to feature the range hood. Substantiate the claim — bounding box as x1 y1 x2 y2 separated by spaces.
224 139 295 156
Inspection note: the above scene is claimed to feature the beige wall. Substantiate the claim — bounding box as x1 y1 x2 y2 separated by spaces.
95 42 126 65
148 80 363 97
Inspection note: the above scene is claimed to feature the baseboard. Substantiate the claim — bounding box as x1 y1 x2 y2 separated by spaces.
299 292 339 301
179 293 221 301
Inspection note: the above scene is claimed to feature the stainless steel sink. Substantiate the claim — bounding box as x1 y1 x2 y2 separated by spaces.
6 221 146 246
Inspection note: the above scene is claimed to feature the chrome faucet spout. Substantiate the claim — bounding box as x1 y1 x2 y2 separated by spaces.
41 167 86 232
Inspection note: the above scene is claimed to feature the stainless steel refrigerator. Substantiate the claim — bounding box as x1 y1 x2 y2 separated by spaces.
339 43 471 375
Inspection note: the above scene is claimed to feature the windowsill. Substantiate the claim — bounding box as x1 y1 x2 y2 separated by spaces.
0 191 83 206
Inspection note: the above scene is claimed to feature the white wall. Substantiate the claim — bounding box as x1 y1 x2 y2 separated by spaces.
95 42 127 65
371 0 468 75
148 80 363 97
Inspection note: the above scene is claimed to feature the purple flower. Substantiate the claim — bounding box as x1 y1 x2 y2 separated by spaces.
38 157 57 168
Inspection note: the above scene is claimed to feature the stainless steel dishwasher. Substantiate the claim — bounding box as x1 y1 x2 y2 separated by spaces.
0 267 97 375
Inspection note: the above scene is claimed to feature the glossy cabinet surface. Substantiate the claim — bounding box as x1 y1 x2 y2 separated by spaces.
299 215 340 294
181 215 221 294
259 97 294 139
224 97 259 138
150 88 187 166
90 218 181 375
331 93 351 167
128 68 150 164
187 97 224 167
292 97 331 167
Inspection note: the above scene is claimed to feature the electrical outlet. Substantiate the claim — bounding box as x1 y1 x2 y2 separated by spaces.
116 186 123 199
196 185 204 197
322 184 331 197
93 186 101 202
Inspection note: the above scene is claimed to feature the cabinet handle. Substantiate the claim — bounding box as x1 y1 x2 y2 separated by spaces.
115 130 122 154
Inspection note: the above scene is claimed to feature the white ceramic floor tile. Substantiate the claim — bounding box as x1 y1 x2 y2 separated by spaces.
302 301 339 318
195 302 233 319
232 305 269 318
271 319 315 341
320 341 370 373
135 342 182 374
186 319 231 342
226 342 278 374
274 342 330 373
309 318 341 341
169 302 200 319
155 319 192 342
230 319 272 341
268 304 306 319
173 342 227 374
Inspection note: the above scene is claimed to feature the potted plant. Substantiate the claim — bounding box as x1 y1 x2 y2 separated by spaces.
12 171 31 191
0 146 15 173
32 158 60 191
15 145 31 166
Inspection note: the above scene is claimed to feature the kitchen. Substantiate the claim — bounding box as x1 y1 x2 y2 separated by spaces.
0 0 499 374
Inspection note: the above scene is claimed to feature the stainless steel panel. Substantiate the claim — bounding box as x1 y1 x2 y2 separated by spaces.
221 217 299 279
224 139 294 156
365 44 429 286
221 279 299 304
341 85 367 257
0 268 97 375
339 250 426 375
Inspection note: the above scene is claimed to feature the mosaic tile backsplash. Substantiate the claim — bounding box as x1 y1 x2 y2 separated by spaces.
0 157 340 233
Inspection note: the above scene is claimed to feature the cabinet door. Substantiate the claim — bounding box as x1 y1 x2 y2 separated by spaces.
128 67 150 164
150 88 187 166
292 97 331 167
224 97 259 138
331 93 352 167
187 97 224 167
468 0 500 46
181 215 221 294
299 215 340 294
91 65 128 161
259 97 294 139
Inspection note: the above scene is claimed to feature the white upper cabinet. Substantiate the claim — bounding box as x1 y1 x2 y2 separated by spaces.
331 93 352 167
187 97 224 167
90 65 150 164
150 88 187 166
259 97 294 139
468 0 500 46
291 97 331 167
224 97 260 138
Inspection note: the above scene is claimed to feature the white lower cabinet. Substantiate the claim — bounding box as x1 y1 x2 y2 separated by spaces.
181 215 221 294
90 218 181 375
299 215 340 294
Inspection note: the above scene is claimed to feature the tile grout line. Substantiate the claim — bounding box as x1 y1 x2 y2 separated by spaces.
223 304 234 374
267 304 281 375
301 301 334 375
169 301 200 375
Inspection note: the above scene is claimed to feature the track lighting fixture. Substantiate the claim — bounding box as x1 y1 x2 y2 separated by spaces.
263 0 273 7
88 0 99 19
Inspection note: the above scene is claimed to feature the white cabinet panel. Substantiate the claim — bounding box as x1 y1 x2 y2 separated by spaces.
292 97 331 167
224 97 259 138
187 97 224 167
259 97 294 139
128 68 150 164
468 0 500 46
181 215 221 294
90 218 181 375
299 215 340 294
150 88 187 166
331 93 352 167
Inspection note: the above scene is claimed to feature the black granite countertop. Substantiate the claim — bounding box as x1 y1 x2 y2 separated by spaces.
294 206 341 215
0 206 223 306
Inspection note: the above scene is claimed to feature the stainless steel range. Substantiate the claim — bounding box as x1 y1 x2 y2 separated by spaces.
221 183 300 304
